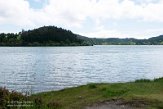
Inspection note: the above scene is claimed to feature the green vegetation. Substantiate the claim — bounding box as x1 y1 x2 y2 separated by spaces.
1 25 163 46
1 77 163 109
88 36 163 45
0 26 91 46
0 87 28 109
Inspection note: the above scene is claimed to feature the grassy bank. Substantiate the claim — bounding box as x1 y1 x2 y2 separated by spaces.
1 78 163 109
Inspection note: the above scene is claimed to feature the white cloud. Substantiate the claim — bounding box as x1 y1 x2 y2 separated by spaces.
81 27 127 38
0 0 163 38
83 28 163 39
0 0 33 26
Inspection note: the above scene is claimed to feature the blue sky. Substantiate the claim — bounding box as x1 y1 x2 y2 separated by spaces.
28 0 48 9
0 0 163 39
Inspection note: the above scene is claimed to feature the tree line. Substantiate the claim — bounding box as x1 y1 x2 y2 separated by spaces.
0 26 90 46
88 36 163 45
1 26 163 46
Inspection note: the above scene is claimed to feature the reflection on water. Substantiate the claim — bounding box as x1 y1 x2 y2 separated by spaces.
0 45 163 93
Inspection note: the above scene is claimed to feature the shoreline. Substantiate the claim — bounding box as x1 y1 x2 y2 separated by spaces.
0 77 163 109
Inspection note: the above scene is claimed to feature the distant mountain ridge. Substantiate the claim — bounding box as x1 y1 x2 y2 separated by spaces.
0 26 163 46
78 35 163 45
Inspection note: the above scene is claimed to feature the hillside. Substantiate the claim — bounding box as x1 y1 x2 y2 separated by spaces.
0 26 163 46
0 26 91 46
83 35 163 45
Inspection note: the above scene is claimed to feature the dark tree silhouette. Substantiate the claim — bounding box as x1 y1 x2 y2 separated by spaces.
0 26 90 46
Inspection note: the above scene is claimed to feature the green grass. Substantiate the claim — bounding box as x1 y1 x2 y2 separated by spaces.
30 78 163 109
1 78 163 109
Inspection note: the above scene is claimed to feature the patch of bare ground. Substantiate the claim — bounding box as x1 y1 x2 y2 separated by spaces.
85 99 149 109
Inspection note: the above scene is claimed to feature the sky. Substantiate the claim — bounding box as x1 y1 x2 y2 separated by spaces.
0 0 163 39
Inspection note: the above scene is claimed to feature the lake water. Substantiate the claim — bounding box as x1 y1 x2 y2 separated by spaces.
0 45 163 94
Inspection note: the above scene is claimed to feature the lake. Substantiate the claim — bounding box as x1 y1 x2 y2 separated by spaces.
0 45 163 94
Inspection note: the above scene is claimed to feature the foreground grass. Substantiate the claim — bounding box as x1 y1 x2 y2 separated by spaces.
1 77 163 109
30 77 163 109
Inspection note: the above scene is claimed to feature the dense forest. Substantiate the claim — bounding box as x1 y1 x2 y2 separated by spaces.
0 26 163 46
0 26 91 46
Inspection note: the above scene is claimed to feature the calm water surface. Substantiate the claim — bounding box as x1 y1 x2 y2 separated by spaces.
0 45 163 93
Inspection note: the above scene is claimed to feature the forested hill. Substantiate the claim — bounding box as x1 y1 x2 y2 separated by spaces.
0 26 163 46
0 26 91 46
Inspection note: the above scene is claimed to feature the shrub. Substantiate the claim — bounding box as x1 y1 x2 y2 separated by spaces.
0 87 10 108
135 79 151 83
154 77 163 82
88 84 97 89
0 87 27 109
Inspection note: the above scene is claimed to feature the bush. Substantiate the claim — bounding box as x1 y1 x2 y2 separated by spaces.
154 77 163 82
88 84 97 89
0 87 10 108
135 79 151 83
10 91 25 101
0 88 27 109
